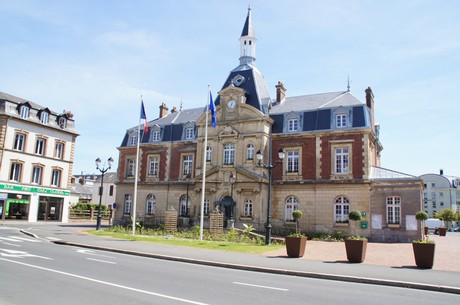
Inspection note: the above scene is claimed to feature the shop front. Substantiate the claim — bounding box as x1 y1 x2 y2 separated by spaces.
0 183 70 222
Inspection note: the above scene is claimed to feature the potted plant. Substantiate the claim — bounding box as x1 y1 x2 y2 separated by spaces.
413 211 435 268
437 208 455 235
344 210 367 263
285 210 307 258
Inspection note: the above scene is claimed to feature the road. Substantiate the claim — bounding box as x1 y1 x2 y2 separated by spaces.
0 224 458 305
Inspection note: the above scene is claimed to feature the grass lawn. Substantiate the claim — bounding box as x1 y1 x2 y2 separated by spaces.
88 230 284 254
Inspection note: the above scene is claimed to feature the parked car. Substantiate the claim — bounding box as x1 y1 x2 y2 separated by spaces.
453 226 459 232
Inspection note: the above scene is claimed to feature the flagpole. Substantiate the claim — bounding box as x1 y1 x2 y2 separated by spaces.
199 86 211 241
132 96 143 235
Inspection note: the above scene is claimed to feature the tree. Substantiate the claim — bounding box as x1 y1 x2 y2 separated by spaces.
437 208 455 230
415 211 428 239
292 210 303 234
348 210 362 237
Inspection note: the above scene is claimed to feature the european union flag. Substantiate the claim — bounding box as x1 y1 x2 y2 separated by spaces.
209 91 216 128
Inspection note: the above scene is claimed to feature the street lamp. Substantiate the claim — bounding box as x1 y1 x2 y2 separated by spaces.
229 173 236 219
95 157 113 230
256 148 285 245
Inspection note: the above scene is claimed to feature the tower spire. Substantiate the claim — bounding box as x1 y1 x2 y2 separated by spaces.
239 6 257 66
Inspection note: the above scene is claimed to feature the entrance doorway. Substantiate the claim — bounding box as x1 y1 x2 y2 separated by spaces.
38 196 63 221
219 196 234 228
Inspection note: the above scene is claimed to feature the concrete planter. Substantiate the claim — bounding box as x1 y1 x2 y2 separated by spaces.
285 236 307 258
438 227 447 236
412 242 435 269
345 239 367 263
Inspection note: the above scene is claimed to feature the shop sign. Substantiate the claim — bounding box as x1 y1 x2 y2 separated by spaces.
0 193 8 199
0 183 70 196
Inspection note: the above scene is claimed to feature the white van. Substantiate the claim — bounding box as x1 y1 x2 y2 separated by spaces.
425 218 445 233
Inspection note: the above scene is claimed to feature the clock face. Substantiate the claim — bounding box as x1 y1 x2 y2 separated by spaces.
227 99 236 109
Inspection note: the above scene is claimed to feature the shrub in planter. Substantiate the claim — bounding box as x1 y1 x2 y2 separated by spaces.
412 239 435 269
415 211 428 238
413 211 435 269
285 210 307 258
345 210 367 263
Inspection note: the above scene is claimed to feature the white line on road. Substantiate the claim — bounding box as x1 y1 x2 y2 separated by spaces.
1 242 21 247
8 236 41 242
0 237 23 242
233 281 289 291
86 258 116 264
0 257 209 305
76 249 117 259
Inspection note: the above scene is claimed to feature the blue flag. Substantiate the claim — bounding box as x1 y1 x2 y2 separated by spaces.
209 91 216 128
140 101 148 133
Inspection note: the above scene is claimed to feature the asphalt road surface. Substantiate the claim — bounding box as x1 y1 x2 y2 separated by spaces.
0 225 458 305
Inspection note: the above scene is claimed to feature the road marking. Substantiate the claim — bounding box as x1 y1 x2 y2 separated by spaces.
0 248 53 260
8 236 41 242
76 249 117 259
0 257 208 305
46 237 61 241
233 281 289 291
0 237 24 242
86 258 116 264
2 242 21 247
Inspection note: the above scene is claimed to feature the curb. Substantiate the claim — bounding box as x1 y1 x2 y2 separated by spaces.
53 240 460 295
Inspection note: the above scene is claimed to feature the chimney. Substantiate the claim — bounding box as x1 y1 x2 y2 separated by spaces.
440 169 444 175
159 103 169 118
275 81 286 103
365 87 375 131
171 106 177 113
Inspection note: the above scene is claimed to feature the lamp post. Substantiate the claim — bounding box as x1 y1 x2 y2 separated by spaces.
229 173 236 219
256 148 285 245
182 173 191 217
95 157 113 230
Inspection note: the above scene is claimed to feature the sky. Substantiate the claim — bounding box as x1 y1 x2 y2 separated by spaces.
1 0 459 177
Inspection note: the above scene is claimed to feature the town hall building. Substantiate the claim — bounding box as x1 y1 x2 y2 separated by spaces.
114 8 423 242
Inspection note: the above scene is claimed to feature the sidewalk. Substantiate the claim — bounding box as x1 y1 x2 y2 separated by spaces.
265 234 460 272
17 223 460 294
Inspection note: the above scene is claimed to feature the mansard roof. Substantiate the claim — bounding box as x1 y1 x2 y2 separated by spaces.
215 65 272 113
270 91 363 114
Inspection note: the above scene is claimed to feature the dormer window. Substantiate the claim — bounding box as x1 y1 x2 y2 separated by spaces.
336 114 347 128
185 127 194 140
128 134 137 146
152 130 160 142
58 117 67 129
288 118 299 132
40 111 49 125
20 105 30 119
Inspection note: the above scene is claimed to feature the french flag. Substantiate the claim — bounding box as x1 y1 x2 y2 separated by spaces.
140 101 148 133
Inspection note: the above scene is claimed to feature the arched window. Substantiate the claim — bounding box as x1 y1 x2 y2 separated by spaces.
334 196 350 223
285 196 299 221
124 194 132 214
146 194 156 215
246 143 254 160
180 194 189 217
244 199 253 217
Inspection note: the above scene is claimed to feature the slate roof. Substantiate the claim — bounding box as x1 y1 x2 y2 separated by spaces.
0 91 60 115
270 91 363 114
215 65 272 113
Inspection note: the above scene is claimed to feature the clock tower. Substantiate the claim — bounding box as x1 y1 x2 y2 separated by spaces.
214 7 272 114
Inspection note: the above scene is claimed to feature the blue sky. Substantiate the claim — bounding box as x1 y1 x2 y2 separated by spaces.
1 0 459 177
